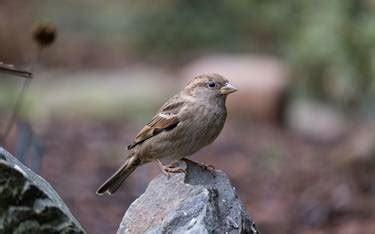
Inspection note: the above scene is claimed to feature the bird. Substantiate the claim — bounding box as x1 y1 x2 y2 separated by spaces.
96 73 237 195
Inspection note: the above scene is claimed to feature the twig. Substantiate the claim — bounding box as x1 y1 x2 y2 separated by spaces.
1 49 42 143
0 62 33 79
1 22 56 144
1 79 32 142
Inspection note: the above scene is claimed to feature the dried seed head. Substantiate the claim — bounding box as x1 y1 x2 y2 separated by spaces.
32 22 57 47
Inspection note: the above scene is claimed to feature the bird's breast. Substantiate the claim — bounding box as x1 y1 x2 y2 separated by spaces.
178 103 226 154
135 102 227 162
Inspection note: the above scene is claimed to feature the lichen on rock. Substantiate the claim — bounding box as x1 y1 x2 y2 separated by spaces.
0 147 85 234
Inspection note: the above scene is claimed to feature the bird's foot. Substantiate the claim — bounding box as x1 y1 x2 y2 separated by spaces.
156 160 186 177
182 158 215 170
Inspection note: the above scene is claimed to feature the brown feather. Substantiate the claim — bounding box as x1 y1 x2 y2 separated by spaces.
127 110 181 149
96 155 141 195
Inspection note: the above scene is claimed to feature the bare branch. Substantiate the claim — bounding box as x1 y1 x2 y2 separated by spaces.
0 62 33 79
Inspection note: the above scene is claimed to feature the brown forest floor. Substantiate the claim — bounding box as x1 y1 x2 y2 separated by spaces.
2 117 375 234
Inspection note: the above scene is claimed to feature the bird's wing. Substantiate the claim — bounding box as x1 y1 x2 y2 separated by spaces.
127 96 185 150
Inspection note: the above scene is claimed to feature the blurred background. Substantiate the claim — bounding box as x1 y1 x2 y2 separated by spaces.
1 1 375 233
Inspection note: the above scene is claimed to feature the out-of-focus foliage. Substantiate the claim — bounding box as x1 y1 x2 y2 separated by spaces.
124 0 291 59
120 0 375 112
33 0 375 112
1 0 373 114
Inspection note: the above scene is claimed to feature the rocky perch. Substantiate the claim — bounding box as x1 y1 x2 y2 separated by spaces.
0 147 85 234
118 159 259 234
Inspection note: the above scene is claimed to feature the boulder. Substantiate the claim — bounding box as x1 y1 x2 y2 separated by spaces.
286 99 348 143
0 147 85 234
118 159 259 234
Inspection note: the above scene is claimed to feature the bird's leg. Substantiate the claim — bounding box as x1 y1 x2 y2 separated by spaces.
182 158 215 170
155 159 186 176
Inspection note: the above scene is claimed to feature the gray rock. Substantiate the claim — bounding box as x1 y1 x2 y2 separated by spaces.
118 159 259 234
0 147 85 234
286 99 348 142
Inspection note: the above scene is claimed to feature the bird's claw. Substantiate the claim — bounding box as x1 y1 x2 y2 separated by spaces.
182 158 215 170
156 160 186 177
199 163 215 170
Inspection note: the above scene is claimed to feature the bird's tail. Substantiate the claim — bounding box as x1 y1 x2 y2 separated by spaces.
96 155 141 195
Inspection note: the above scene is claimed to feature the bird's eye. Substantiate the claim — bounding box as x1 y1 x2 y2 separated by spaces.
207 81 217 89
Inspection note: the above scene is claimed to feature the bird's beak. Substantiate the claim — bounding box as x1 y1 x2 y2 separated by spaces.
220 82 237 95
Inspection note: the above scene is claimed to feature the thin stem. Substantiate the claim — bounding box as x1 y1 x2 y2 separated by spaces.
1 47 42 144
0 63 33 78
1 78 31 142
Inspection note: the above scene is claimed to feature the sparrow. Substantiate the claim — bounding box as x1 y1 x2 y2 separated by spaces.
96 73 237 195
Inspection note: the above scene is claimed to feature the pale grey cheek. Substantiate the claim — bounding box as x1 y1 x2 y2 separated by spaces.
193 87 216 99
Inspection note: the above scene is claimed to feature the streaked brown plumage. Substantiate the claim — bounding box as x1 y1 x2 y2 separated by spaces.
97 73 237 195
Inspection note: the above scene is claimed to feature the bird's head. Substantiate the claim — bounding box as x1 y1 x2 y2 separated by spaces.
184 73 237 101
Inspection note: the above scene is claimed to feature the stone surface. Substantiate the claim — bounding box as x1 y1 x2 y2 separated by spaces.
0 147 85 234
118 160 259 234
286 99 348 142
